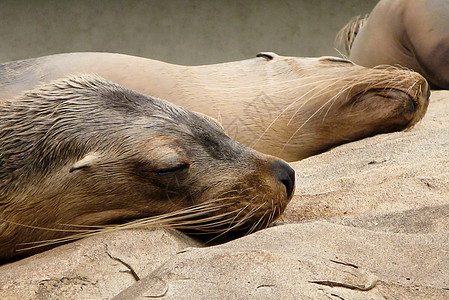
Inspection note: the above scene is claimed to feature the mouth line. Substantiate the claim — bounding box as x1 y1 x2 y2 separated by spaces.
390 88 417 111
358 87 416 108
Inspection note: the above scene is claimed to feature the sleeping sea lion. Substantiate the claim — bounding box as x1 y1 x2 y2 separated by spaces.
0 74 295 261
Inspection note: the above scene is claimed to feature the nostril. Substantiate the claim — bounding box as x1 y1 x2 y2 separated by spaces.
271 159 296 199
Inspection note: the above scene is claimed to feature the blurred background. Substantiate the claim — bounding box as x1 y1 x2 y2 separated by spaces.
0 0 377 65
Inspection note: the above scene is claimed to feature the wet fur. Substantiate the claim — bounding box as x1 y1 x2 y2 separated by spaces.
0 75 291 261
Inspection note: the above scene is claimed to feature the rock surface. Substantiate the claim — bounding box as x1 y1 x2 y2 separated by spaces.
1 91 448 299
281 90 449 222
0 229 200 299
115 220 449 300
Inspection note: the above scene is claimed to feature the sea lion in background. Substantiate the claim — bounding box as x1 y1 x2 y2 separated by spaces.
0 52 430 161
0 74 295 262
338 0 449 90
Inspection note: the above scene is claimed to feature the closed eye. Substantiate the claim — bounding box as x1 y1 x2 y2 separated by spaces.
155 163 190 176
319 57 354 64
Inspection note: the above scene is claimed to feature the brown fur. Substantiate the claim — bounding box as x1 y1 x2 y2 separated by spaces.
0 52 430 161
0 75 294 261
338 0 449 89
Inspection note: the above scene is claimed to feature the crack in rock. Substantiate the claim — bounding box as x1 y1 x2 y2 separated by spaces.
106 248 140 282
309 279 378 291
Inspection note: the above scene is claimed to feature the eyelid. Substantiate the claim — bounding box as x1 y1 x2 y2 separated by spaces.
155 163 190 176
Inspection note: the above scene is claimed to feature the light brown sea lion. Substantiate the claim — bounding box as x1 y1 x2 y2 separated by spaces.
0 52 430 161
338 0 449 89
0 74 295 262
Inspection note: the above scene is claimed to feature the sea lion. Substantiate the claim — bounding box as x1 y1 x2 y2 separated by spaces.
0 52 430 161
338 0 449 90
0 74 295 262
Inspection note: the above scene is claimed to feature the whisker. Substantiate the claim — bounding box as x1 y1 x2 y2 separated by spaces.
0 219 92 233
15 185 279 252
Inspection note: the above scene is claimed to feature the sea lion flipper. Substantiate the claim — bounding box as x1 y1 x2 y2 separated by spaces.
69 153 100 173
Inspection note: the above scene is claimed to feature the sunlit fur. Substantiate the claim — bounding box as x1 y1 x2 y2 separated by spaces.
182 59 429 161
246 63 429 160
0 75 292 261
0 53 430 162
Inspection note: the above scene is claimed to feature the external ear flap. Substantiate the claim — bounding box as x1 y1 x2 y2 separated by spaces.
69 153 100 173
195 111 225 130
256 52 278 61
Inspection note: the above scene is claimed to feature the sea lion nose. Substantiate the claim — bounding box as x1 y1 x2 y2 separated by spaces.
272 159 295 199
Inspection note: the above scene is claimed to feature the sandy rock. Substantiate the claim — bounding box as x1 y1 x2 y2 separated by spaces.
281 90 449 222
329 203 449 234
0 228 200 300
114 222 449 300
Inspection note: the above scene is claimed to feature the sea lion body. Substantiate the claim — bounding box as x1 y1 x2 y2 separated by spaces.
0 52 430 161
345 0 449 89
0 75 295 261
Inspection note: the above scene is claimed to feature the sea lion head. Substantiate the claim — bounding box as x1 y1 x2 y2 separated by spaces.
0 74 295 261
249 55 430 161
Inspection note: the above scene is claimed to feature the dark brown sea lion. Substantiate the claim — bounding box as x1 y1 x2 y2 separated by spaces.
338 0 449 89
0 74 295 262
0 52 430 161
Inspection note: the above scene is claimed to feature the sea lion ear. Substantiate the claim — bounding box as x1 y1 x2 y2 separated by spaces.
69 153 100 173
194 111 225 131
256 52 279 61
